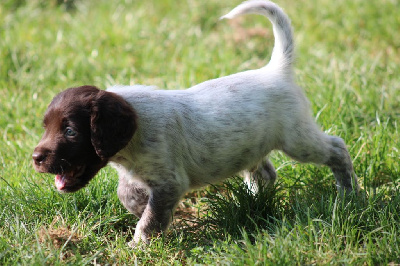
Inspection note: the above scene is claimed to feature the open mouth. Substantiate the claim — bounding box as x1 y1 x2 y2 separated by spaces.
55 165 86 191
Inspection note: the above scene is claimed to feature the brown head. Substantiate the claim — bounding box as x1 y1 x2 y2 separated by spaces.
32 85 136 192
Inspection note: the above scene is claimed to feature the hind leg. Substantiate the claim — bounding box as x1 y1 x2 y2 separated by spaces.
244 157 277 194
281 121 358 194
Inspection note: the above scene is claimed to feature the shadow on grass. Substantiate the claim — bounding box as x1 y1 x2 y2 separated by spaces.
200 177 286 241
167 174 400 255
165 176 288 249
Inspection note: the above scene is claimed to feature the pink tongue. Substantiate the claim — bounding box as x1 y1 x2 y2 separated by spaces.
55 175 66 190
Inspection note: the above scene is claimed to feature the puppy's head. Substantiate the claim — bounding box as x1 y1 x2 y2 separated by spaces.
32 85 136 193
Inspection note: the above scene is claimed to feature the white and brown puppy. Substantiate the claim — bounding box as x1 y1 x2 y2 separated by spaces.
32 0 358 246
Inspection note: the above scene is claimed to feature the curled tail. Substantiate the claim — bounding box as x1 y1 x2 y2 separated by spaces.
220 0 294 72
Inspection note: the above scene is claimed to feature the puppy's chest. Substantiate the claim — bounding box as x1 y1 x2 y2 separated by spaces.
109 153 168 185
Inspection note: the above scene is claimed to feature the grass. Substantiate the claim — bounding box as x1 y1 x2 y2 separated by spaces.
0 0 399 264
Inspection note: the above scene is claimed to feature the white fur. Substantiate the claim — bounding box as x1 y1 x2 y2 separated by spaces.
106 0 358 245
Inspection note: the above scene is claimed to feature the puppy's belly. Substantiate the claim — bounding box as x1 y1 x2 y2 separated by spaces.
185 143 272 188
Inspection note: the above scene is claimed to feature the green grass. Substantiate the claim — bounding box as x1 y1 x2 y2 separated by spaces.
1 0 399 264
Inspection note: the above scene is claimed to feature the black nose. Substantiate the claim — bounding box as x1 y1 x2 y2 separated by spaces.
32 151 47 165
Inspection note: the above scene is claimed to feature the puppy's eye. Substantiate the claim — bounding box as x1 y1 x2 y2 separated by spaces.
64 127 77 137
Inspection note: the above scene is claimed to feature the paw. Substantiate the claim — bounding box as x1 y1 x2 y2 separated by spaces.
127 238 149 249
244 159 277 194
254 159 277 185
336 171 359 195
131 228 150 247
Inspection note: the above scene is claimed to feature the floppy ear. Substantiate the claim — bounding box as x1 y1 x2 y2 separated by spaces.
90 90 137 159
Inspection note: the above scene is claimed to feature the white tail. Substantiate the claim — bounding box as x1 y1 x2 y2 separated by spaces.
221 0 294 72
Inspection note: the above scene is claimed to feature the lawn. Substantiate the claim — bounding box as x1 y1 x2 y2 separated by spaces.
0 0 399 264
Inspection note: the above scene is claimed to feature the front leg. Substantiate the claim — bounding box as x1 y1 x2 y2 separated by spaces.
117 176 149 218
131 182 183 245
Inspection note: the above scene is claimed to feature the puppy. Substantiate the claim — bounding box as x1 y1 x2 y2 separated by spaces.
32 0 358 246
